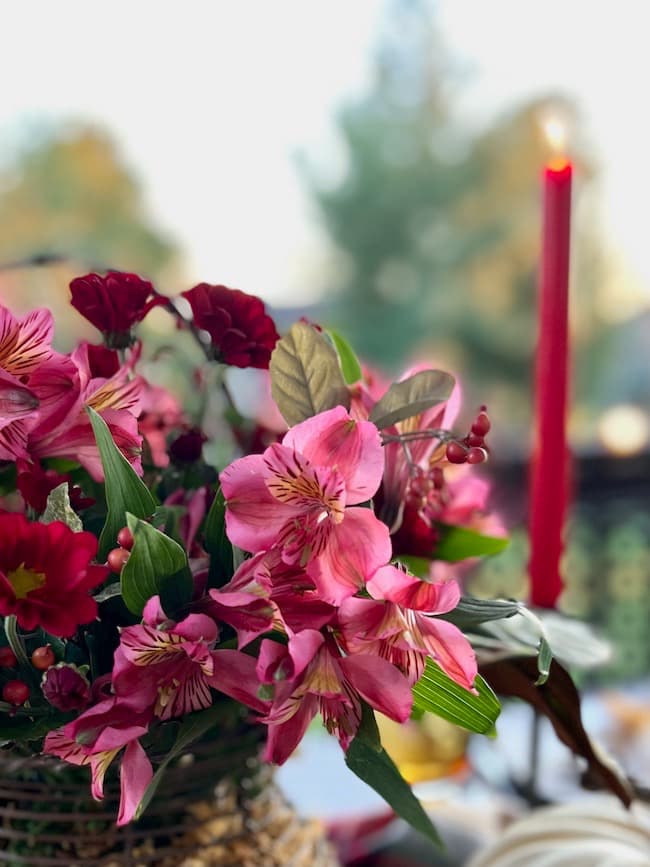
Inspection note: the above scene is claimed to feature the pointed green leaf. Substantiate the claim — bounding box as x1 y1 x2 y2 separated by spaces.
536 636 554 685
204 485 234 588
441 596 522 631
135 705 225 820
327 329 362 385
121 514 192 616
270 321 350 426
87 407 157 560
434 524 509 562
412 660 500 734
369 369 454 430
345 708 441 846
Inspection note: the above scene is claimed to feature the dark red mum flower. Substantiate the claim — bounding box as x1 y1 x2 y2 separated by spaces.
0 513 108 637
182 283 279 368
70 271 163 348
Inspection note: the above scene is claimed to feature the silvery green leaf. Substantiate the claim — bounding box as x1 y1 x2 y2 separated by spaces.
270 322 350 426
369 369 454 430
471 606 611 671
41 482 83 532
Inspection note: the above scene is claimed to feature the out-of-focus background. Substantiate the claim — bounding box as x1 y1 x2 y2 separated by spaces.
2 0 649 859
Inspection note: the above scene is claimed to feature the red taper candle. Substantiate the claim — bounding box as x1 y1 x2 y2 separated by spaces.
528 158 572 608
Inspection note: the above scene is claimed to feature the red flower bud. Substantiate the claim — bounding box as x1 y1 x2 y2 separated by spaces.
169 428 207 464
471 410 491 437
41 663 91 711
467 447 488 464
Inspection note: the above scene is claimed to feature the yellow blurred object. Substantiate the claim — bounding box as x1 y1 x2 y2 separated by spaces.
376 713 469 784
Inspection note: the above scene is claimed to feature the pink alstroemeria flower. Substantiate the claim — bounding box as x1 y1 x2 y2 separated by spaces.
28 341 143 480
0 305 80 461
209 548 336 647
257 629 413 764
338 565 477 692
220 405 391 604
43 695 153 826
112 596 267 719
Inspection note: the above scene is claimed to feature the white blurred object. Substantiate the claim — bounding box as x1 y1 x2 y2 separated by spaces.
466 796 650 867
470 607 612 670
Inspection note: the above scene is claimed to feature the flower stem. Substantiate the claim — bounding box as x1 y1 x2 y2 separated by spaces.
5 616 30 668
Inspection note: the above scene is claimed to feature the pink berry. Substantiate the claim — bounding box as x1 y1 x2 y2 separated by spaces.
445 441 467 464
31 645 55 671
467 447 488 464
0 647 17 668
471 411 491 437
3 680 30 706
107 547 130 573
116 527 134 550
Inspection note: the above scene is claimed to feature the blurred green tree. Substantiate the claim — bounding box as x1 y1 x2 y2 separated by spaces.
303 0 603 429
0 124 176 278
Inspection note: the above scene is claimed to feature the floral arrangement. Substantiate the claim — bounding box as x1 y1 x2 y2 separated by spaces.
0 270 519 842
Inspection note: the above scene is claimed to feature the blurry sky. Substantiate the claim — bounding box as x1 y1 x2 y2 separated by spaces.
2 0 649 315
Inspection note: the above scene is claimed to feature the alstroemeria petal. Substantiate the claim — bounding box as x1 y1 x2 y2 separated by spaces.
414 614 478 693
264 694 319 765
117 740 153 826
209 648 270 714
367 565 461 614
310 507 392 604
208 589 274 648
282 406 384 505
339 653 413 723
221 453 300 552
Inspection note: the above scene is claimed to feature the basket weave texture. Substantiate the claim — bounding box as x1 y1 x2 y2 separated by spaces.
0 737 339 867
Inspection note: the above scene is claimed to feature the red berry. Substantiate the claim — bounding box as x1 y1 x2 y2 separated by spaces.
467 447 488 464
445 441 467 464
117 527 134 550
107 547 130 573
0 647 17 668
3 680 30 706
31 645 55 671
471 411 491 437
466 431 484 448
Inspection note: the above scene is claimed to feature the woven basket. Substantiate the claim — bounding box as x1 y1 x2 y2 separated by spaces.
0 730 339 867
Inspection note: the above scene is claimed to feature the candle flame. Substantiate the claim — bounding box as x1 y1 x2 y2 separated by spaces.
542 117 570 171
543 118 566 153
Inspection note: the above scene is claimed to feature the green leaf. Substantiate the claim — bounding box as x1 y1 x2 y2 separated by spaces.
441 596 522 631
41 482 83 531
369 369 454 430
121 514 192 617
270 321 350 426
327 329 362 384
87 407 157 560
536 636 553 686
0 712 70 744
345 707 441 846
203 485 234 588
434 524 509 562
412 660 500 734
135 705 224 820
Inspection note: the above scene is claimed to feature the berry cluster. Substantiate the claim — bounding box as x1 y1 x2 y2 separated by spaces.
0 644 56 707
107 526 135 574
445 407 491 465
